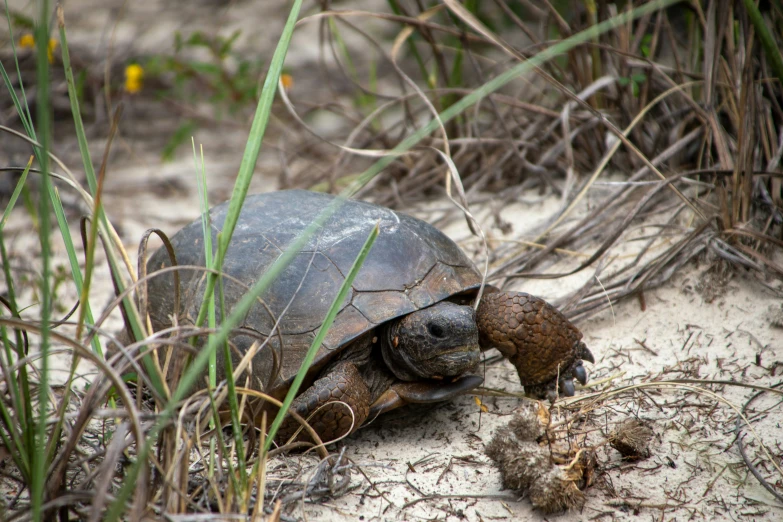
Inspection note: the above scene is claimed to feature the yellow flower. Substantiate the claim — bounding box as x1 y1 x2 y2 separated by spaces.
280 73 293 91
46 38 58 63
17 34 58 63
18 34 35 49
47 39 58 63
124 64 144 94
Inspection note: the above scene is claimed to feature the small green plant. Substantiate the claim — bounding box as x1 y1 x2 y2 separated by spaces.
145 30 266 114
640 33 653 58
143 30 269 159
618 72 647 97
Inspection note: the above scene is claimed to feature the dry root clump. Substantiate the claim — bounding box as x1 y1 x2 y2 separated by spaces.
485 402 593 513
528 466 588 514
608 419 654 460
507 400 545 441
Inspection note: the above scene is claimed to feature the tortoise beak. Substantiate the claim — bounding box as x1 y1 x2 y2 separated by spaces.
423 343 480 378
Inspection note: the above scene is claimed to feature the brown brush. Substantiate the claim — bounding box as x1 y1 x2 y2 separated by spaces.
608 419 654 460
485 403 593 513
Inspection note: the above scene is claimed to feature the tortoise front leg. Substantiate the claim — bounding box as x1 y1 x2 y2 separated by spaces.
277 362 371 444
476 291 594 399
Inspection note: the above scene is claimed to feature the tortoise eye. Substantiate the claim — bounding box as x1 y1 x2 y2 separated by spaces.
428 323 445 338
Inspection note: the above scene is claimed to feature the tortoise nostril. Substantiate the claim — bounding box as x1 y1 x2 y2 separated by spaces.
428 323 445 338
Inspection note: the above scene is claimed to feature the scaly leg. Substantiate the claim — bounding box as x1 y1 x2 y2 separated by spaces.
476 291 594 399
276 362 371 444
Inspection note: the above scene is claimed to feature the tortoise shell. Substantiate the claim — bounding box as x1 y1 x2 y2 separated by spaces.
145 190 483 393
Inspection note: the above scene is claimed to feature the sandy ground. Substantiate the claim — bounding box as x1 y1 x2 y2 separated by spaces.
2 1 782 520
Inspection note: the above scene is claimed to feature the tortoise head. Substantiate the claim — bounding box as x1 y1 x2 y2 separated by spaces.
381 301 480 381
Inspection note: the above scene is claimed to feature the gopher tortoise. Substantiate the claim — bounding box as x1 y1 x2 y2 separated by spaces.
145 190 594 442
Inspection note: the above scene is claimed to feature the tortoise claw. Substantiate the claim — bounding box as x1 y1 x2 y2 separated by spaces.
524 359 587 401
578 342 595 364
561 378 575 397
574 363 588 385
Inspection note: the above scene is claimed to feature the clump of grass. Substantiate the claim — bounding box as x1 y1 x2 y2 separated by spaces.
1 0 311 517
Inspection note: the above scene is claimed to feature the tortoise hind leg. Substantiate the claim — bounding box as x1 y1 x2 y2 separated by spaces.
276 362 371 444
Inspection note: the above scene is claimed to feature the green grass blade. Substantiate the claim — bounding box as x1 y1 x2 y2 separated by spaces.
193 140 217 386
263 222 380 452
191 0 304 334
205 385 242 503
31 2 52 519
218 0 302 254
215 261 246 490
0 156 32 229
56 7 96 193
57 7 108 358
741 0 783 88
